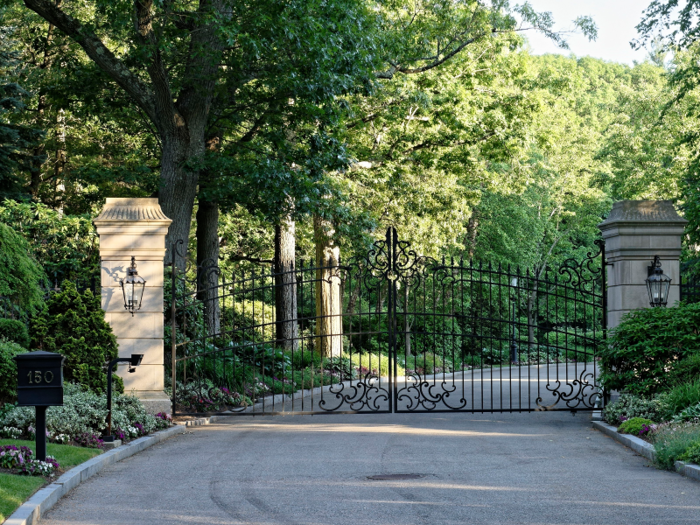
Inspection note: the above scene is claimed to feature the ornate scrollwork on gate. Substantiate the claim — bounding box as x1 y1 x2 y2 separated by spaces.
361 227 432 286
535 367 602 411
318 372 390 412
556 239 605 293
396 372 467 411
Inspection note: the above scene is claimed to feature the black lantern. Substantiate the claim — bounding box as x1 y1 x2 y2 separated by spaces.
645 255 672 308
120 257 146 316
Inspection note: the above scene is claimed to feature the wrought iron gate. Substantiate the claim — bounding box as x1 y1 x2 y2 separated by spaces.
168 228 606 416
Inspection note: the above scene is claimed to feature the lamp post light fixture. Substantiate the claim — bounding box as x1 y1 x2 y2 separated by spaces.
104 354 143 442
120 256 146 316
646 255 672 308
510 277 518 364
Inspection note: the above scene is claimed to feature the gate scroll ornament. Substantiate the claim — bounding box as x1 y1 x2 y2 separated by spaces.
169 228 606 416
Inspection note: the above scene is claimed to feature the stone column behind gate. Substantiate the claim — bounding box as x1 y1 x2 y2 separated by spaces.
94 198 172 414
598 200 687 330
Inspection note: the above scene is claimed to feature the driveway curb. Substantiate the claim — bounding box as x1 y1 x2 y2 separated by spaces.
592 420 700 482
592 420 656 461
3 425 185 525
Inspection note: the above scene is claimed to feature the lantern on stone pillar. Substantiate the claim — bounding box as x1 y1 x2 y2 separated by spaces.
120 257 146 315
645 255 671 308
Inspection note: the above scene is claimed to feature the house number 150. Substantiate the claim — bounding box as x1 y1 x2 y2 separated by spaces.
27 371 53 384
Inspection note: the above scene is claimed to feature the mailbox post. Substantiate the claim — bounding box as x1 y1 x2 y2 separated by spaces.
15 351 65 461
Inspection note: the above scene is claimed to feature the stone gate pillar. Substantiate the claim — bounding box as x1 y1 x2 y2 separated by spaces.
598 200 687 330
94 198 172 414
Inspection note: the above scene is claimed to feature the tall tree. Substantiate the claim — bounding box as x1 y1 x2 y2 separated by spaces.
18 0 380 260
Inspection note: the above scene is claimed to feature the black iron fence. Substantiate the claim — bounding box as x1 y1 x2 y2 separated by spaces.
168 228 606 416
680 273 700 304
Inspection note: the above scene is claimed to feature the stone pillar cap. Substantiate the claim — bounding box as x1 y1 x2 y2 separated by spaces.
93 198 172 226
598 200 687 229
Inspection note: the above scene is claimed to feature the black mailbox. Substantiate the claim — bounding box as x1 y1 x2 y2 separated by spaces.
15 351 65 407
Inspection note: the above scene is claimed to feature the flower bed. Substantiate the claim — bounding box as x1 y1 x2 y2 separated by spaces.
604 391 700 470
0 445 59 477
0 383 172 448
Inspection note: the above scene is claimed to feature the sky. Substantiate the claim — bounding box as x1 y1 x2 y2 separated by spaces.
523 0 651 65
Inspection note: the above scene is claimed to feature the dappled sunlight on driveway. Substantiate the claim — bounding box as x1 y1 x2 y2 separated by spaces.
209 421 551 438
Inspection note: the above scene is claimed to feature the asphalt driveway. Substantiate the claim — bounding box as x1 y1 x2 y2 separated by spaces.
42 412 700 525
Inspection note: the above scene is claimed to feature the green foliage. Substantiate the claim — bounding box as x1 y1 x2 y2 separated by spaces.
324 356 356 380
673 402 700 423
234 343 291 378
599 302 700 396
349 352 404 378
618 417 655 435
603 393 668 425
30 282 121 394
0 223 44 312
0 383 163 437
403 353 450 375
0 340 24 404
652 422 700 469
667 353 700 385
679 441 700 465
289 350 323 370
659 380 700 421
0 200 98 281
0 319 28 349
0 28 44 202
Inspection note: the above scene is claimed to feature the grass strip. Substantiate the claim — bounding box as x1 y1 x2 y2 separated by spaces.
0 439 102 519
0 473 45 521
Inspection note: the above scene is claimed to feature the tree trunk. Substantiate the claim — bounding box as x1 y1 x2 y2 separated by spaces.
275 216 299 351
346 280 361 315
314 215 342 358
160 134 199 269
196 199 220 336
28 92 47 198
466 212 479 260
527 288 537 351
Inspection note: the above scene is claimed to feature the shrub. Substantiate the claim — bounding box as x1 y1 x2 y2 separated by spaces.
659 380 700 421
349 352 404 377
0 319 29 348
679 441 700 465
603 393 667 425
174 380 253 412
0 382 163 440
289 349 322 369
652 421 700 469
0 200 99 281
673 402 700 423
667 353 700 385
618 417 655 436
0 339 25 403
404 353 448 375
324 356 356 380
30 281 121 394
599 302 700 396
0 223 45 313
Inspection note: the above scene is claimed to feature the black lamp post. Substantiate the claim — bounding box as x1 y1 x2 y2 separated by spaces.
646 255 672 308
104 354 143 442
510 277 518 364
120 257 146 316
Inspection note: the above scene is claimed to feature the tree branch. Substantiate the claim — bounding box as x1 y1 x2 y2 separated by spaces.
23 0 158 123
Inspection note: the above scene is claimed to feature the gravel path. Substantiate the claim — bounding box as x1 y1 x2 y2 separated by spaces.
41 411 700 525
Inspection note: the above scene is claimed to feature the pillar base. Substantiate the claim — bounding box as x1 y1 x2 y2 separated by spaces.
132 391 172 415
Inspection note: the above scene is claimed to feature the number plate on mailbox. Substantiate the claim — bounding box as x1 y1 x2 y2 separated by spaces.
15 351 65 407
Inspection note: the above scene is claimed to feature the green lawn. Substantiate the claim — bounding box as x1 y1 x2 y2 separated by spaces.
0 439 102 521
